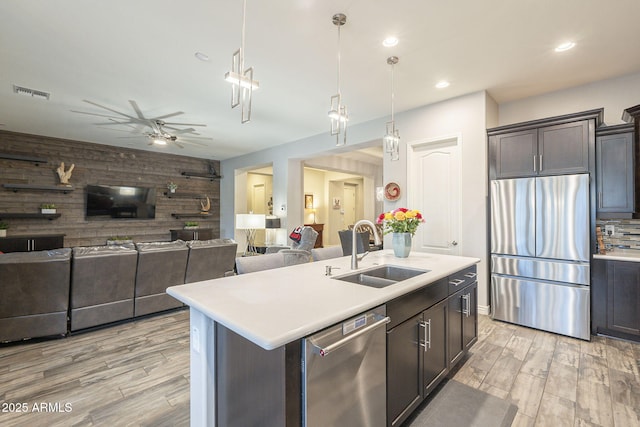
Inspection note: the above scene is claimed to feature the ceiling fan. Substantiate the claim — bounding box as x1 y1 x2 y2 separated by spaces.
71 100 213 148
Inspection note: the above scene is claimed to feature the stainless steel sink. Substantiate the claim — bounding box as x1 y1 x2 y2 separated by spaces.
334 265 430 288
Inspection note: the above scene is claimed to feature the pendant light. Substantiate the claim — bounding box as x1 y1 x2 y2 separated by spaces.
224 0 259 123
384 56 400 161
329 13 348 146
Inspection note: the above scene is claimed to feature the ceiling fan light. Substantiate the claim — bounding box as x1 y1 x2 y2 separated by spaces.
153 138 167 145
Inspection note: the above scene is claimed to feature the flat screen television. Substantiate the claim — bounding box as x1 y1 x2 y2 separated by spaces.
86 184 156 219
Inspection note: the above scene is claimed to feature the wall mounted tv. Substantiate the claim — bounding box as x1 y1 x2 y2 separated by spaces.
86 184 156 219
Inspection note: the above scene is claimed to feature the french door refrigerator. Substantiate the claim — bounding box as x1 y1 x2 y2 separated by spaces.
490 173 591 340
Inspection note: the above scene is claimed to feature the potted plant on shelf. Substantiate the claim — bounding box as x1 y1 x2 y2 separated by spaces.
167 182 178 193
0 221 8 238
184 221 199 230
40 203 57 214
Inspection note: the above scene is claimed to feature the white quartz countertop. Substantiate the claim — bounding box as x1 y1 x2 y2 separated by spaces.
593 249 640 262
167 250 479 350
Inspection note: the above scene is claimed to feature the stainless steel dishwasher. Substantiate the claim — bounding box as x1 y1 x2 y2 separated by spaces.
302 305 390 427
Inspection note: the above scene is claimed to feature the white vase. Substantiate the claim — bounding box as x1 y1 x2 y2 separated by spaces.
0 229 6 238
41 208 56 214
392 232 412 258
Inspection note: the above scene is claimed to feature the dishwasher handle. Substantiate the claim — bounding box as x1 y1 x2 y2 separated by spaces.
311 316 391 357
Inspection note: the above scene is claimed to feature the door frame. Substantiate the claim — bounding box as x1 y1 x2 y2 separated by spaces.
407 134 462 255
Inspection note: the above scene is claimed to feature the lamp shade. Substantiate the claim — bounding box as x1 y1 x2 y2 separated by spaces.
265 217 281 229
236 213 266 229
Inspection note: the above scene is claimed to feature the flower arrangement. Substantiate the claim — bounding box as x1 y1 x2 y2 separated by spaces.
0 221 8 230
377 208 424 236
167 182 178 192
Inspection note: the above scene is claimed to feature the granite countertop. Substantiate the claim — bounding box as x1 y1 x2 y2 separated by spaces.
593 249 640 262
167 250 479 350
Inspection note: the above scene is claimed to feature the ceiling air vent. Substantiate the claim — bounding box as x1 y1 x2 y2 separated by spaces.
13 84 51 100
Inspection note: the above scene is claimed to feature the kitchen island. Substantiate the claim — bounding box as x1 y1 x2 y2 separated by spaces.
167 250 479 427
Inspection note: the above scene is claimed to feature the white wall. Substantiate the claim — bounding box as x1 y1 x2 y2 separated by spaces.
384 91 493 313
499 71 640 126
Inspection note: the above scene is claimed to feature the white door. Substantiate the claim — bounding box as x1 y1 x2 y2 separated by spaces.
409 137 461 255
343 184 357 228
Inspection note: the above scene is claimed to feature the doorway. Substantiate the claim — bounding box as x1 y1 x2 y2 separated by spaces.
408 136 461 255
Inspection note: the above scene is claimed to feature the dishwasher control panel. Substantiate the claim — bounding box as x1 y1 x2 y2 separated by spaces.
342 314 367 335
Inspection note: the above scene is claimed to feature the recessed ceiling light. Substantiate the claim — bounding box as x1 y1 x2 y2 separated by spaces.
435 80 450 89
194 51 210 61
554 42 575 52
382 37 398 47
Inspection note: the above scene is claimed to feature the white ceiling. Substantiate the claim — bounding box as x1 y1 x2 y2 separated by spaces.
1 0 639 160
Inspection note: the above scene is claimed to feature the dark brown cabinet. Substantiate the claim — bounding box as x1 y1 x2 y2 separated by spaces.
0 234 64 252
386 265 477 427
596 124 634 217
448 279 478 367
592 259 640 341
488 109 602 179
170 228 214 241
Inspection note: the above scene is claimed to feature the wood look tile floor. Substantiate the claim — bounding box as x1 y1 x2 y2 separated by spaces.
1 310 639 426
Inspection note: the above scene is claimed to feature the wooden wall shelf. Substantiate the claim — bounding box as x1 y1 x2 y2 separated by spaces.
0 153 48 165
171 213 212 219
181 171 222 181
2 183 75 193
0 213 61 220
164 192 207 199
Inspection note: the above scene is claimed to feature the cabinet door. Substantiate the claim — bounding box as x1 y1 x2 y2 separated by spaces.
607 261 640 336
448 289 464 367
596 132 634 214
387 314 422 427
421 300 447 396
490 130 537 178
538 120 589 175
462 282 478 351
32 235 64 251
0 237 29 252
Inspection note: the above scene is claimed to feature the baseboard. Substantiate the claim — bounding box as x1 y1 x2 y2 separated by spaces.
478 305 490 316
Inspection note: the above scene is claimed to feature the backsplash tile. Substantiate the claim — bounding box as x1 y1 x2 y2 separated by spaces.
597 219 640 252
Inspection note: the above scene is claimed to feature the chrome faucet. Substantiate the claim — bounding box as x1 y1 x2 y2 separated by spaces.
351 219 382 269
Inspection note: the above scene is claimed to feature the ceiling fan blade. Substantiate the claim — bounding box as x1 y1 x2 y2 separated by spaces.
176 139 208 147
162 121 207 127
128 100 146 120
172 140 185 149
71 110 128 120
82 100 138 120
154 111 185 120
169 127 198 134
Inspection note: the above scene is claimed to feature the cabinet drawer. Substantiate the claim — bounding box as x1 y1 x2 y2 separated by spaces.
387 278 448 330
448 265 477 295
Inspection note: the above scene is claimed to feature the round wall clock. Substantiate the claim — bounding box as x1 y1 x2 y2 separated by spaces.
384 182 401 201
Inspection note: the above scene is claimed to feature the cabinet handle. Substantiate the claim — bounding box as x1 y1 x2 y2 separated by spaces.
539 154 543 171
464 272 477 279
419 319 431 352
449 278 465 287
462 294 471 317
533 155 537 172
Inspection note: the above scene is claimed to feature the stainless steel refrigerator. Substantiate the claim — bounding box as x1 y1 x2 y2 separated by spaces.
490 173 591 340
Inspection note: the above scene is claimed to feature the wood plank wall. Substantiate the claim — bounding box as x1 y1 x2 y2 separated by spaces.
0 130 221 247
